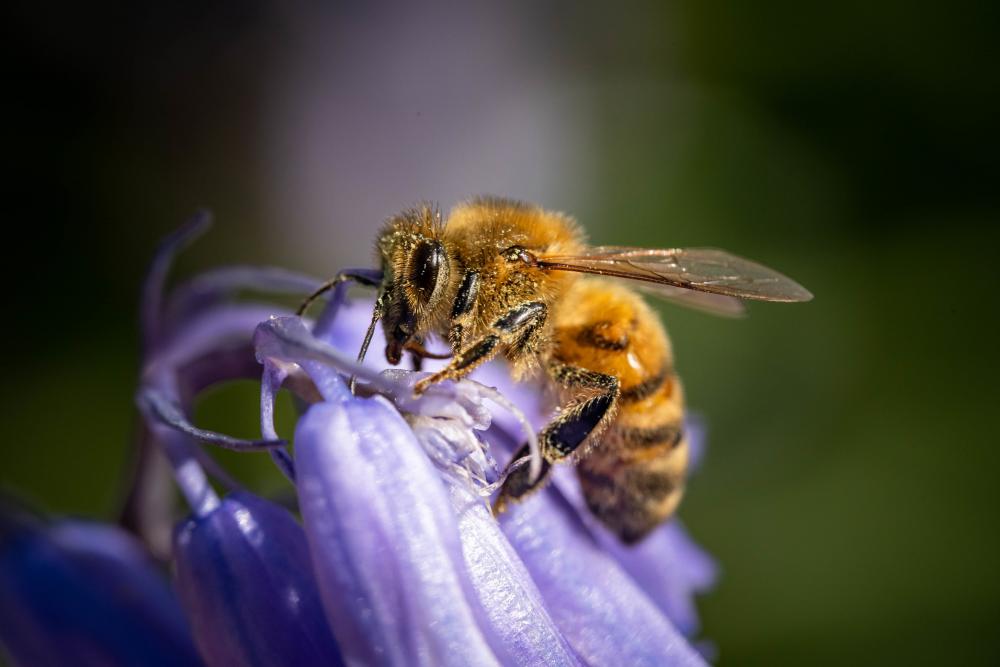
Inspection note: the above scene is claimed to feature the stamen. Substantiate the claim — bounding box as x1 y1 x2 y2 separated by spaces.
472 383 542 484
385 369 541 484
408 416 499 491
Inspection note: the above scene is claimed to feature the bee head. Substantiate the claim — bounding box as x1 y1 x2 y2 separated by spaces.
375 206 452 365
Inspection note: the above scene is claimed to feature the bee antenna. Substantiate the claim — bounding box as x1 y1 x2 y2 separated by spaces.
350 293 386 393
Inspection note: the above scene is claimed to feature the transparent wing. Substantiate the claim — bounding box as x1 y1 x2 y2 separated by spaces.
538 246 813 304
633 283 747 318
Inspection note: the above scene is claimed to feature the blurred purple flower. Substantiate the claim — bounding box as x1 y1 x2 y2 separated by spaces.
0 511 202 667
1 216 716 666
173 490 343 666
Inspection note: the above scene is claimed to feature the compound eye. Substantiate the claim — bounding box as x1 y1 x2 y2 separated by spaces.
409 240 444 302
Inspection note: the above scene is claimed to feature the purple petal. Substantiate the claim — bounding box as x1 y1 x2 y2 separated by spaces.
142 210 212 354
173 491 342 667
165 265 322 330
139 304 294 485
685 413 708 473
265 312 573 664
155 427 223 518
275 296 710 662
294 397 503 666
253 315 365 403
139 388 285 451
127 304 287 554
312 295 382 355
592 522 717 638
547 422 717 637
580 417 716 636
481 363 716 640
446 482 580 666
139 304 292 452
498 487 707 666
259 360 298 481
0 513 202 667
147 304 280 375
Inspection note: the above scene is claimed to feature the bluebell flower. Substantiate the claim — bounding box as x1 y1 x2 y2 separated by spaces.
1 215 716 666
0 510 203 667
173 491 343 666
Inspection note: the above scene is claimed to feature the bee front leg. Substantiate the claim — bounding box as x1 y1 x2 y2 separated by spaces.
493 364 620 515
412 301 547 395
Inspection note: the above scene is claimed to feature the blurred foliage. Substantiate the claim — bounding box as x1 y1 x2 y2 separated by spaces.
4 1 998 665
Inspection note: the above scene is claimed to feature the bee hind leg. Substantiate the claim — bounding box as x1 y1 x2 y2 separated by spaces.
493 364 619 515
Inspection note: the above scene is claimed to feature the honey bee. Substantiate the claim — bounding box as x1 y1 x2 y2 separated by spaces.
300 197 812 543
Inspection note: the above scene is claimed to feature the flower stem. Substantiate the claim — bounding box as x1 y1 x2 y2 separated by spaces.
159 430 221 518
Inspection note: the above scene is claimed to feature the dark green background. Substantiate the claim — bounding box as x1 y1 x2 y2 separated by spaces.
5 2 998 665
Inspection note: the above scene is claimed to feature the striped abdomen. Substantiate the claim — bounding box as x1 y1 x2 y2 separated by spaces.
550 279 689 544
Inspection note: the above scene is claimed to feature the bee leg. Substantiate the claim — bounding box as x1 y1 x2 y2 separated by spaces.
409 350 424 372
493 365 620 514
413 301 547 394
296 268 383 317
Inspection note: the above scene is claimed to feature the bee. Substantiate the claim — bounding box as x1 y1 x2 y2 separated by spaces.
299 197 812 543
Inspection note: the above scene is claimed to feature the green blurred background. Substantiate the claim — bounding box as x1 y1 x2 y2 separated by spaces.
5 2 998 664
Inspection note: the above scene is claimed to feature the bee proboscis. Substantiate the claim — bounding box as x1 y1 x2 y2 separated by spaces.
300 197 812 543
